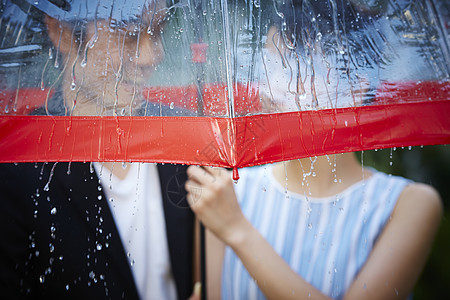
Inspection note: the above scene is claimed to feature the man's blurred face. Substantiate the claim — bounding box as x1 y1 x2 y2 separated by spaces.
74 17 165 116
51 3 167 116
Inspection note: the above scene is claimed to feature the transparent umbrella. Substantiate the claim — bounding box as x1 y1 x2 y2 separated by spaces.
0 0 448 179
0 1 448 299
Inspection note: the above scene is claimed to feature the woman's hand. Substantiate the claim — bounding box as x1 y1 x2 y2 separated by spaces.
186 166 325 300
185 166 248 245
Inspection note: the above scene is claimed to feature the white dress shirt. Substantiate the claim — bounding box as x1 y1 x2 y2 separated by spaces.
94 162 177 300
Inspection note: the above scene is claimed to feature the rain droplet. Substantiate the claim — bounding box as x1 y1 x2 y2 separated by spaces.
96 243 102 251
89 271 95 279
66 284 70 290
169 102 174 109
308 223 313 229
50 207 57 215
39 275 45 283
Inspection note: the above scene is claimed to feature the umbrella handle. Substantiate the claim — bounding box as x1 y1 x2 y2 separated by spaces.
200 223 207 300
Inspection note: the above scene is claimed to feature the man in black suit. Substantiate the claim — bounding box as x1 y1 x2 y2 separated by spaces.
0 0 196 299
0 162 194 299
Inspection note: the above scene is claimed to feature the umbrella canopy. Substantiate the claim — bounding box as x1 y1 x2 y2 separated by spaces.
0 0 449 179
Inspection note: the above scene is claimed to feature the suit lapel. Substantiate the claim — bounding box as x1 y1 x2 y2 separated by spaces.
51 162 139 298
45 162 193 299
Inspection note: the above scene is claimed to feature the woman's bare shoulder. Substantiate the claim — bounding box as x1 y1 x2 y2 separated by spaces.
394 182 443 228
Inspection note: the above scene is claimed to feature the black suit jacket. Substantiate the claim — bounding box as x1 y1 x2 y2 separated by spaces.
0 162 194 300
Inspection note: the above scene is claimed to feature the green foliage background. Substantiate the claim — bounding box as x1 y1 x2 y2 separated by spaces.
358 145 450 299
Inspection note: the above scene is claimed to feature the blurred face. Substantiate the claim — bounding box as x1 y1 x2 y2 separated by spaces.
47 4 166 116
260 26 369 112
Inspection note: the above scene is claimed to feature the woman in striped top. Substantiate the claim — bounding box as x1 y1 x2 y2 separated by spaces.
186 2 442 298
186 153 442 299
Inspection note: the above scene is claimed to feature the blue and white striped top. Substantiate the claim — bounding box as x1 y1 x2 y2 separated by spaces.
221 165 410 299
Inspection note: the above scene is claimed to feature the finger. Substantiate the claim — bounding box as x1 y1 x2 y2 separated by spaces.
207 167 231 178
185 180 204 207
193 281 201 297
191 165 230 181
185 179 201 194
186 187 201 209
187 165 216 184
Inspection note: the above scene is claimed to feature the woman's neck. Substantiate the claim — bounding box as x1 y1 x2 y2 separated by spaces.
272 153 371 198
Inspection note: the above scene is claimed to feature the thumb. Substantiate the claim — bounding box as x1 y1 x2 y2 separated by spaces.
194 281 202 296
188 282 202 300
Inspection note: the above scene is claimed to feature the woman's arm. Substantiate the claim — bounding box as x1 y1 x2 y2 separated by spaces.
185 166 442 300
344 183 442 299
185 166 329 299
